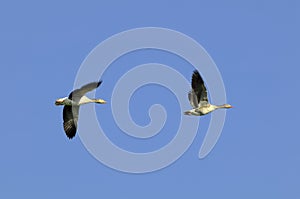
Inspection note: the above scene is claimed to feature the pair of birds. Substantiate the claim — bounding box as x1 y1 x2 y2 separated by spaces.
55 70 233 139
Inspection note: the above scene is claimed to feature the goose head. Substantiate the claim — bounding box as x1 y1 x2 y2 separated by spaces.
95 99 107 104
55 97 68 106
222 104 233 109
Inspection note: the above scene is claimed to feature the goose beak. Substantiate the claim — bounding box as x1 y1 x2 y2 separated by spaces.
224 104 233 109
98 99 106 104
55 99 63 105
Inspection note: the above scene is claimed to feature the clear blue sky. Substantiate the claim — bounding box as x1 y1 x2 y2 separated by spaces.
1 0 299 198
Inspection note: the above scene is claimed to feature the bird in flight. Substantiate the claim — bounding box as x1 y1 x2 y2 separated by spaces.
55 81 106 139
184 70 233 116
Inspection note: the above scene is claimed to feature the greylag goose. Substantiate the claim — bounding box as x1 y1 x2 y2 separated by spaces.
55 81 106 139
184 70 232 116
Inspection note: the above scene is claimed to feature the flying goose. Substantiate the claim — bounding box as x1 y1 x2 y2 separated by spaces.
55 81 106 139
184 70 232 116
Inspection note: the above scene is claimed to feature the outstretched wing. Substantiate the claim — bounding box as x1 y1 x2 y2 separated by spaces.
188 90 199 108
68 81 102 102
63 105 79 139
190 70 208 105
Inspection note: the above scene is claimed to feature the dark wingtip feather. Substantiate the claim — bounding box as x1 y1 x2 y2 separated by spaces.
193 70 200 75
192 70 201 81
97 80 102 87
190 69 208 103
63 119 77 139
191 70 204 88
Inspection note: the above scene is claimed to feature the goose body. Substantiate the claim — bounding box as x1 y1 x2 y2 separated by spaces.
184 70 232 116
55 81 106 139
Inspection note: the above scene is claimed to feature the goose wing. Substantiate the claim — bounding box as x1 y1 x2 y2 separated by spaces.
68 81 102 102
63 105 79 139
189 70 208 107
188 90 199 108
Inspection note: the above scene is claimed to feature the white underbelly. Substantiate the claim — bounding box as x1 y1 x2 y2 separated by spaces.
199 105 216 115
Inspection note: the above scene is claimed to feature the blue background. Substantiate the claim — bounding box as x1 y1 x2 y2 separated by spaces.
1 1 299 198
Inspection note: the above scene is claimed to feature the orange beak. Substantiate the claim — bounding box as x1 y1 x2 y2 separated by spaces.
55 100 62 105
